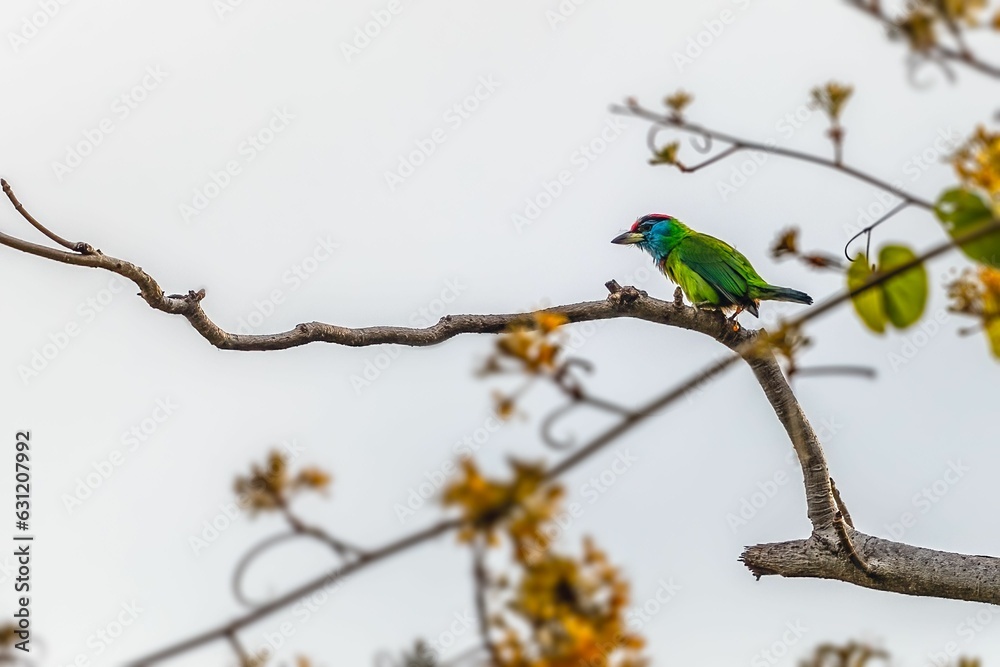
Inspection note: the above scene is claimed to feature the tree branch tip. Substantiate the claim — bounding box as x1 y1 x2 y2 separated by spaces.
605 279 622 294
739 551 778 579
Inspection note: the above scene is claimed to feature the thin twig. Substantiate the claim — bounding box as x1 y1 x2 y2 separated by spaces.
830 478 854 528
844 200 913 262
225 630 251 666
128 518 463 666
845 0 1000 80
616 104 935 210
1 179 95 254
472 540 501 666
833 516 874 575
3 183 999 662
792 365 877 380
677 145 743 173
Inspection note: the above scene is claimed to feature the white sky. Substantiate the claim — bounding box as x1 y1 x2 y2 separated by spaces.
1 0 999 665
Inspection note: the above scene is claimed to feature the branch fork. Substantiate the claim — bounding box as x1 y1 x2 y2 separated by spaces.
1 178 999 665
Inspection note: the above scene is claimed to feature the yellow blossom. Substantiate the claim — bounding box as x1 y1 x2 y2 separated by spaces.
952 126 1000 203
948 266 1000 357
497 538 646 667
664 90 693 114
491 312 568 374
234 451 333 514
442 459 558 547
810 81 853 122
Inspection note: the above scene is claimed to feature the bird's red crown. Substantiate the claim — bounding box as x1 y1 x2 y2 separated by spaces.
630 213 673 231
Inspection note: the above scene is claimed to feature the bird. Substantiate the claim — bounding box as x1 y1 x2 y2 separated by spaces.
611 213 812 319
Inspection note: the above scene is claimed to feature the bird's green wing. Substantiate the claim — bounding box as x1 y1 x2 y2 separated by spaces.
674 233 762 305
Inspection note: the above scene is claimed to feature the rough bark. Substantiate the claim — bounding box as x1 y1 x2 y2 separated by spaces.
743 532 1000 605
4 186 1000 664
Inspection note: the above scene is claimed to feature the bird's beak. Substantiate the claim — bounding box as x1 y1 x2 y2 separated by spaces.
611 231 644 245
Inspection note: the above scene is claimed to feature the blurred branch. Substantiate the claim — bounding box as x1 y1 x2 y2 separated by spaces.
472 540 501 666
224 631 251 666
802 640 890 666
275 500 364 558
846 0 1000 80
790 365 877 380
540 356 637 450
128 519 464 666
6 181 1000 662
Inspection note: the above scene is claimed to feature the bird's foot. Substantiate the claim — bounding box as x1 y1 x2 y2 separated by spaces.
727 308 743 332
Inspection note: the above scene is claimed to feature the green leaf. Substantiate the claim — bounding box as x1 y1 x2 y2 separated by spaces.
986 318 1000 359
934 188 1000 267
878 245 927 329
847 254 887 334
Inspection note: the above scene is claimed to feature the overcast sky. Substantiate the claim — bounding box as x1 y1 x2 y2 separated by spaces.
2 0 1000 665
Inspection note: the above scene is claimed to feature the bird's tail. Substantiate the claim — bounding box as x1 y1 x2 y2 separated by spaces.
755 285 813 305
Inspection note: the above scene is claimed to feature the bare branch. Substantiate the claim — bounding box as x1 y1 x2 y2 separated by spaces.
613 103 936 210
742 532 1000 605
6 182 1000 662
845 0 1000 80
127 519 463 666
1 179 95 254
740 351 839 532
472 540 501 666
